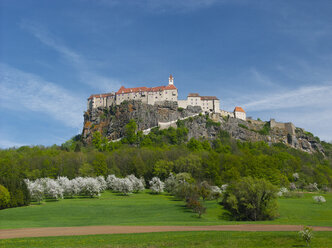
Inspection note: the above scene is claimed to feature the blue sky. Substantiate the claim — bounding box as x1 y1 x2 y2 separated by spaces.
1 0 332 147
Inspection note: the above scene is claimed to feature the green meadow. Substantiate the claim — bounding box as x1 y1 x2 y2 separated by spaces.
1 231 332 248
0 191 331 229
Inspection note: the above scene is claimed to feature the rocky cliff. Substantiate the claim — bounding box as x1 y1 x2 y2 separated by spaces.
181 114 324 154
82 100 325 154
82 100 201 144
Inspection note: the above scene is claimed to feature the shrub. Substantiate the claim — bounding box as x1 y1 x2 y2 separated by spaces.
0 177 30 208
277 187 289 197
25 179 44 203
238 124 248 130
222 177 279 221
191 199 206 218
0 184 10 209
149 177 165 194
306 183 319 192
126 174 145 192
258 122 271 135
313 195 326 204
299 226 313 247
112 178 134 195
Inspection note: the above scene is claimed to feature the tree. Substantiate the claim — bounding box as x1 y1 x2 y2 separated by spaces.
153 160 174 180
187 138 203 151
149 177 164 194
0 184 10 209
25 179 44 203
92 153 108 176
124 119 137 145
79 163 96 177
222 177 279 221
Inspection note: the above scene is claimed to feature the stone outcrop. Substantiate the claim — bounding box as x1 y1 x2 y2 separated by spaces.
82 100 201 144
82 100 325 154
181 114 324 154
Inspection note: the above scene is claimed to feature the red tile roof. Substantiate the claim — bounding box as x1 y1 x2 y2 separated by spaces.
201 96 219 100
88 93 114 100
234 106 245 113
116 84 177 94
188 93 200 97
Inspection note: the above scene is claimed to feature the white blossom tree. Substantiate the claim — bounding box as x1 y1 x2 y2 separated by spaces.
25 179 44 203
113 177 134 195
126 174 145 192
42 178 63 200
57 176 77 198
96 176 107 192
277 187 289 197
149 177 164 194
313 195 326 203
74 177 102 198
106 174 117 190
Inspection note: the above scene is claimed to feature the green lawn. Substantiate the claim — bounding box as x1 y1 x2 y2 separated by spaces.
0 191 331 229
1 231 332 248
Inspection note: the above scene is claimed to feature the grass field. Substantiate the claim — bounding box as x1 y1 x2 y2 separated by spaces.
0 191 331 229
1 231 332 248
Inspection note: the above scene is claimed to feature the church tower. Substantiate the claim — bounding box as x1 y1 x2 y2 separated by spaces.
169 74 174 85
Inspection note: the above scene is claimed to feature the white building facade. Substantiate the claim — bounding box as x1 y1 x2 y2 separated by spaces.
234 106 246 120
178 93 220 113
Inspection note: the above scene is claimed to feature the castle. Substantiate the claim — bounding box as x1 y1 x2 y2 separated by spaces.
87 75 246 120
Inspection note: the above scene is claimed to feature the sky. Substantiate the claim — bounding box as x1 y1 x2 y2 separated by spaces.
1 0 332 148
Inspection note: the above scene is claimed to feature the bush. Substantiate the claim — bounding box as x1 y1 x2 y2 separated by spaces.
238 124 248 130
149 177 164 194
0 177 30 208
313 195 326 204
0 184 10 209
222 177 279 221
299 226 313 247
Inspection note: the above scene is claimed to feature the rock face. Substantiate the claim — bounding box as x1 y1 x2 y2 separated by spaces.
181 114 324 154
82 100 325 154
82 100 201 144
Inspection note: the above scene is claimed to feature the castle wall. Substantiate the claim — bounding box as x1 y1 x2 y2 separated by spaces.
270 119 295 135
234 111 246 120
220 110 234 118
177 100 188 108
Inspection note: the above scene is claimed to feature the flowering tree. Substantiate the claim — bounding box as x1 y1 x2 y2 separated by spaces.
106 174 117 190
289 182 297 191
293 172 299 181
74 177 102 198
210 186 222 200
57 177 77 198
25 179 44 203
164 173 177 193
313 195 326 204
149 177 164 194
42 178 63 200
277 187 289 197
306 183 319 192
299 226 313 247
126 175 145 192
113 178 134 195
96 176 107 192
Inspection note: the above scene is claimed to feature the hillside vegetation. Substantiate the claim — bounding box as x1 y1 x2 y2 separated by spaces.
1 119 331 189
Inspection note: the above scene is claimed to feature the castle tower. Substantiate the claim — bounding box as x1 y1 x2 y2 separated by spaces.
169 74 174 85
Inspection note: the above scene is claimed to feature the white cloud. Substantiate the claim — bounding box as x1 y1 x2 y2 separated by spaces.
234 83 332 141
242 84 332 112
20 21 121 92
0 63 84 128
0 139 26 149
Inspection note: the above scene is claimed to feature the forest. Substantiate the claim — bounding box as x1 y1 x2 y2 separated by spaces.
1 119 332 196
